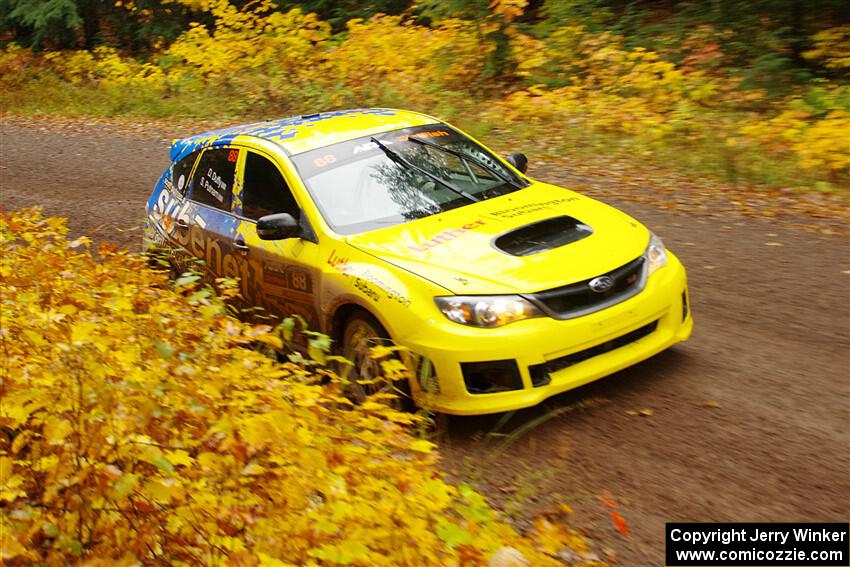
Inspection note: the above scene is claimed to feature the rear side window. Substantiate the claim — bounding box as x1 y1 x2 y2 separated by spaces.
172 150 199 195
189 148 239 212
242 152 300 221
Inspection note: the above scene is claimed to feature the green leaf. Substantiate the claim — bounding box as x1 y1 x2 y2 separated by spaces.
151 456 175 474
308 333 332 363
437 522 471 548
67 539 83 556
155 339 174 360
279 317 296 342
113 473 139 498
174 273 200 289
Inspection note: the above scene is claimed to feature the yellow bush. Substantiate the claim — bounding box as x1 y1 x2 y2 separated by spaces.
491 26 699 142
322 15 491 107
0 43 39 83
804 25 850 73
43 46 167 91
1 1 846 186
738 108 812 155
165 2 329 80
0 209 599 566
738 90 850 175
792 110 850 172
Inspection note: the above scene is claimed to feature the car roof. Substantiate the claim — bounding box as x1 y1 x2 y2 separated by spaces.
170 108 439 161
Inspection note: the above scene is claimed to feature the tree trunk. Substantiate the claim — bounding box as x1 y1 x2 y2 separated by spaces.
81 0 101 49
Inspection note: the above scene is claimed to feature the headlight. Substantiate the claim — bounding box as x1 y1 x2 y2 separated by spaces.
434 295 542 328
646 232 667 275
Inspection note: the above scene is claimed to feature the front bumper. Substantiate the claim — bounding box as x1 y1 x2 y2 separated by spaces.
404 253 693 415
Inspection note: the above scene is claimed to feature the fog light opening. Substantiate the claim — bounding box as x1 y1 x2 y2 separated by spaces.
461 360 523 394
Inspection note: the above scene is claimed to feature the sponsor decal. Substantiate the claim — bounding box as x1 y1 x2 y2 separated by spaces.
354 278 381 303
352 268 411 307
407 219 486 253
258 263 317 327
490 197 579 218
407 130 449 139
327 249 349 269
150 187 321 327
327 252 412 307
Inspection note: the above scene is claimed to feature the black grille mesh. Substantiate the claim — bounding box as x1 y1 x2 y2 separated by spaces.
529 319 659 381
530 256 645 317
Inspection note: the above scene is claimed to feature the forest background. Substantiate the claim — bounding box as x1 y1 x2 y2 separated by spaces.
1 0 848 192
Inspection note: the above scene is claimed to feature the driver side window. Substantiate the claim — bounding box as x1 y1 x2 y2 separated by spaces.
242 152 300 221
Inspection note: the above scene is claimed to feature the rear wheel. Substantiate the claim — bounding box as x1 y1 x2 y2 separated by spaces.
341 311 413 411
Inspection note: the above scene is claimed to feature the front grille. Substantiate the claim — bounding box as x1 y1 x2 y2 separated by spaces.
529 320 658 381
527 256 646 319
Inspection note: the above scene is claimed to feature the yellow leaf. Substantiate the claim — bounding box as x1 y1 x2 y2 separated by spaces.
0 456 12 483
257 552 298 567
44 416 73 444
409 439 435 454
58 304 78 315
254 333 283 349
165 449 194 467
0 531 30 560
23 329 46 347
142 477 183 504
0 473 25 502
70 321 97 343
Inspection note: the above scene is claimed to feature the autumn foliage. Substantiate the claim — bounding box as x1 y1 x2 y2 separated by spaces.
0 1 848 191
0 209 599 565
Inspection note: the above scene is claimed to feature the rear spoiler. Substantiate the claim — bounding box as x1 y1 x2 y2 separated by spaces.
169 138 189 162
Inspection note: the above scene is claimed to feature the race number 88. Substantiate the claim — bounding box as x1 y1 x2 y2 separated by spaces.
313 155 336 167
291 271 308 290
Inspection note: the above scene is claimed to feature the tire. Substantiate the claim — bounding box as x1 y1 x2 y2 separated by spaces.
341 311 413 411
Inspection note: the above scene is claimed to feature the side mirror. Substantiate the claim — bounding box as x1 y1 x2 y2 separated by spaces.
257 213 300 240
505 152 528 174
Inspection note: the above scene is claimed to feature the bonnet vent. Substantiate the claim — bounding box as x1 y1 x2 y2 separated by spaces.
493 216 593 257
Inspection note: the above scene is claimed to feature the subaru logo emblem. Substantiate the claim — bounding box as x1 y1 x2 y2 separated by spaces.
589 275 615 293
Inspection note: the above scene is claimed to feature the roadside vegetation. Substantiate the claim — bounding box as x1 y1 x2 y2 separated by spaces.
0 208 604 565
0 0 848 193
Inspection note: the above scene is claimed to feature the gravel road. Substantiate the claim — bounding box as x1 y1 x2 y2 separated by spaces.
2 118 847 566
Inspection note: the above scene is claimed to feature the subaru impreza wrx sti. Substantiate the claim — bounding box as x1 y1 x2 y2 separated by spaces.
144 108 693 415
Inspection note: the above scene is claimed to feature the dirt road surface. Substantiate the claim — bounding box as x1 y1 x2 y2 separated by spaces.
2 118 848 566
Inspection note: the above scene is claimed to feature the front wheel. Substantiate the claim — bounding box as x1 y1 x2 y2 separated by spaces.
341 311 413 411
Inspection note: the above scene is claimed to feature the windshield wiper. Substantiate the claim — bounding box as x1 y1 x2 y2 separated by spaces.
370 137 480 203
407 135 525 189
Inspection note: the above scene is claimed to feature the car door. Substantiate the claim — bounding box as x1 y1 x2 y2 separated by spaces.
234 148 322 330
182 146 243 282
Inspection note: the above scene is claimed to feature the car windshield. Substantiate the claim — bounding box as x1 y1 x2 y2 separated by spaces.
291 125 528 235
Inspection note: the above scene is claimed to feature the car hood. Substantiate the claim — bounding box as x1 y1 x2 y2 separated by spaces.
346 182 650 295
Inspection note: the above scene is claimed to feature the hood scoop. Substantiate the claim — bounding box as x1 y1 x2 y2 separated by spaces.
493 215 593 257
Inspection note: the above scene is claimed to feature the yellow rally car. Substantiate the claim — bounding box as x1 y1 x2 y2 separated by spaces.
144 108 693 415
